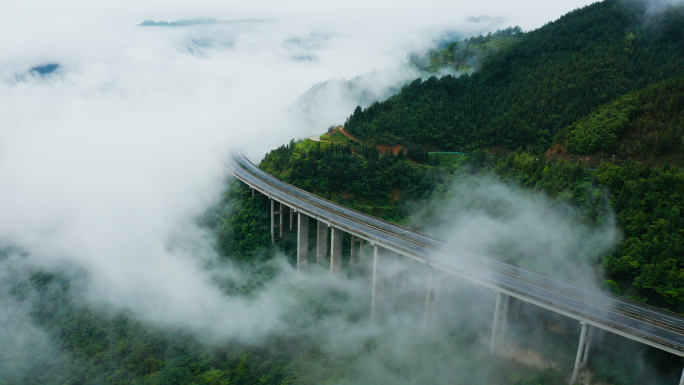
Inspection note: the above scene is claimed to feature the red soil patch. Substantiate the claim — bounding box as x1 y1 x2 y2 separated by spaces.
339 126 407 155
486 145 513 156
338 126 358 141
545 143 567 160
390 186 402 202
377 144 407 155
546 143 593 163
545 143 615 167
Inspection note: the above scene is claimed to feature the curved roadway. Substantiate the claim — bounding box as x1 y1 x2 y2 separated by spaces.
224 153 684 357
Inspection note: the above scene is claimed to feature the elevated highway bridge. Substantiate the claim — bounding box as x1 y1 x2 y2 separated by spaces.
224 152 684 384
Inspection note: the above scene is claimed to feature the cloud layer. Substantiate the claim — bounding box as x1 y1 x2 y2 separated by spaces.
0 0 599 353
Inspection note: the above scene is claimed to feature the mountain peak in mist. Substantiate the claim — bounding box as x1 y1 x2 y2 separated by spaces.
138 19 218 27
137 18 269 27
29 63 59 75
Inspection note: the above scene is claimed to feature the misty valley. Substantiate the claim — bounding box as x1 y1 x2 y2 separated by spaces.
2 0 684 384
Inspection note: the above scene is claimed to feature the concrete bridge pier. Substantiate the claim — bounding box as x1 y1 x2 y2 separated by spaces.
423 266 438 331
511 297 523 320
679 364 684 385
297 212 309 271
571 321 593 384
282 205 290 238
270 199 283 242
490 291 510 354
289 208 294 231
391 253 400 302
501 293 510 337
371 244 383 323
279 203 285 238
330 227 343 274
350 236 363 264
317 221 328 263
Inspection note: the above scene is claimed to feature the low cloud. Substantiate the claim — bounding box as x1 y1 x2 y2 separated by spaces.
0 0 604 380
408 174 619 287
645 0 684 15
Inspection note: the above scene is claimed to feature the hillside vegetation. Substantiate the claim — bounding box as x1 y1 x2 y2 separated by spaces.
563 77 684 161
260 140 436 221
263 0 684 310
344 0 684 154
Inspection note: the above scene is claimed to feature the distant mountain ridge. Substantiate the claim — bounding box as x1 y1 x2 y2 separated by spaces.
409 26 523 74
137 18 267 27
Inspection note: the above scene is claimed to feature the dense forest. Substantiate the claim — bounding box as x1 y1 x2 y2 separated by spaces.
345 0 684 152
562 77 684 160
260 140 437 221
319 0 684 309
256 0 684 381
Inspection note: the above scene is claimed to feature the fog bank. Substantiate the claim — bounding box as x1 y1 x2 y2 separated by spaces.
1 0 602 376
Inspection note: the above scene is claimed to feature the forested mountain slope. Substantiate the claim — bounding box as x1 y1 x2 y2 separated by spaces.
344 0 684 153
261 0 684 311
562 77 684 162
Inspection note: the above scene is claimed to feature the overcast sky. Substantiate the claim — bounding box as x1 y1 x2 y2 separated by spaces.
0 0 600 339
2 1 597 29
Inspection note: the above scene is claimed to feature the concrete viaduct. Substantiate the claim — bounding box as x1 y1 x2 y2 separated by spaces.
224 152 684 384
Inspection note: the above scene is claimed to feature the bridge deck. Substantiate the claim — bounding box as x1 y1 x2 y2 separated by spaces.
225 153 684 357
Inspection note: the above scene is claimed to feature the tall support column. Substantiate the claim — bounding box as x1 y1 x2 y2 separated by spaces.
501 295 510 337
583 326 593 365
279 203 284 239
391 253 399 301
423 266 437 331
289 208 294 230
490 291 502 354
571 322 590 384
316 220 328 263
270 199 277 242
490 291 510 354
371 245 381 323
512 297 523 319
350 236 358 264
330 227 343 274
281 205 290 238
297 213 309 271
679 364 684 385
354 237 364 264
